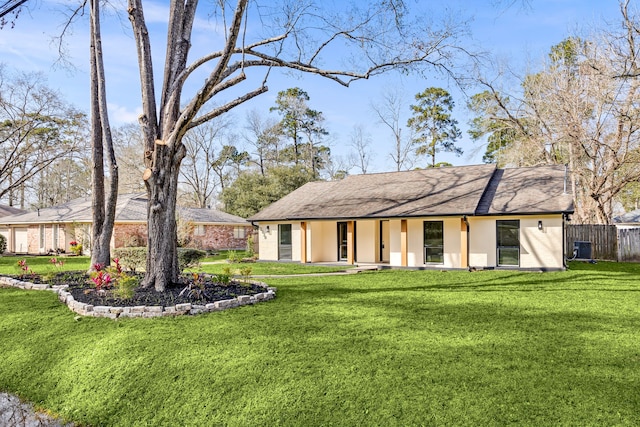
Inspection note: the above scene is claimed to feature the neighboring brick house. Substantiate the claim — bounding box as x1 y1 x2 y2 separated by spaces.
0 193 252 254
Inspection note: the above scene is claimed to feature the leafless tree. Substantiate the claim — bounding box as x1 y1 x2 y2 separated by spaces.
126 0 475 291
470 9 640 224
348 124 372 174
88 0 119 269
0 67 86 208
370 88 415 171
180 117 232 208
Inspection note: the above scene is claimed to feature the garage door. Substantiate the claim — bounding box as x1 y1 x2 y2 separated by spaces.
14 228 28 253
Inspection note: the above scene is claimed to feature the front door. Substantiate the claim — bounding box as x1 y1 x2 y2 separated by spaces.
278 224 292 260
337 222 348 261
380 220 390 263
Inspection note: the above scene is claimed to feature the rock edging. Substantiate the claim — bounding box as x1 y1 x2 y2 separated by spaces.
0 276 276 319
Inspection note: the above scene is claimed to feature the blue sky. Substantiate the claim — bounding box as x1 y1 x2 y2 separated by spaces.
0 0 624 172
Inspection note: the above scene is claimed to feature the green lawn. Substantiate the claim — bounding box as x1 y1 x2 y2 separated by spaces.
0 255 90 275
0 261 639 425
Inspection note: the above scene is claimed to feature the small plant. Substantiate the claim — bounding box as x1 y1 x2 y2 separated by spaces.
0 233 6 254
222 265 232 277
16 259 35 277
43 257 65 282
179 272 206 298
215 273 231 286
69 241 83 256
239 265 252 282
227 250 240 263
246 234 255 258
111 272 138 300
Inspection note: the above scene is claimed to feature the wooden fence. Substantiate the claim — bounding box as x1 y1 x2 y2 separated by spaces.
566 224 640 262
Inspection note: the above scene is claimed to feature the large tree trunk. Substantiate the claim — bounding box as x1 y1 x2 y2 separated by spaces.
143 145 185 291
89 0 118 269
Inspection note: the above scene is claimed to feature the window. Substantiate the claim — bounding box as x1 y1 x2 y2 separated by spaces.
278 224 292 260
39 225 45 249
424 221 444 264
194 225 206 236
497 220 520 266
234 226 246 239
52 224 59 249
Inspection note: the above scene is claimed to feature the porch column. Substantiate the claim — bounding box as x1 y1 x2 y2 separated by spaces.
401 219 408 267
300 221 307 263
460 218 468 269
347 221 355 265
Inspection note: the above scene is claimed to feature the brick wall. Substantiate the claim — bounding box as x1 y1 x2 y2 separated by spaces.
112 223 252 250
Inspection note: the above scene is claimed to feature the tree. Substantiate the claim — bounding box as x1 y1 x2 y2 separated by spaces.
348 124 372 174
371 88 415 171
270 87 329 176
221 165 316 218
244 110 283 175
469 20 640 223
125 0 476 291
88 0 119 270
113 123 146 195
179 117 231 208
0 67 86 208
407 87 462 167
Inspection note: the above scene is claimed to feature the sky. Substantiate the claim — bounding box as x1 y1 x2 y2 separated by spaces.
0 0 625 173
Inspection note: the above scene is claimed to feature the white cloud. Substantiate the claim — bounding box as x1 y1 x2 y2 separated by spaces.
108 103 143 125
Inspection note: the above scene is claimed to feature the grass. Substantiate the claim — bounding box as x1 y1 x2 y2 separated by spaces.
0 255 90 275
197 261 353 276
0 261 639 425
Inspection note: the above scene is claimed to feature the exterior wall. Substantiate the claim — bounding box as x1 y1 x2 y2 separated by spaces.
389 219 403 266
113 223 148 248
310 221 336 262
469 215 565 269
355 220 377 263
520 216 564 268
257 214 566 269
112 223 251 251
256 222 278 260
469 217 496 267
406 218 463 268
256 221 305 261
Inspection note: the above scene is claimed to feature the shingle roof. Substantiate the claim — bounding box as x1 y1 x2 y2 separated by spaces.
614 209 640 224
249 164 574 222
0 193 248 225
0 205 26 217
476 165 574 215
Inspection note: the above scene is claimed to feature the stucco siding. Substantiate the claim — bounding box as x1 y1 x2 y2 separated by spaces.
469 215 564 269
469 218 497 267
520 216 564 268
389 220 402 266
355 220 376 263
310 221 337 262
257 222 279 261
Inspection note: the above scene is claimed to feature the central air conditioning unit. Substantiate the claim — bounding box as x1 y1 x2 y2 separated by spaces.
573 241 592 259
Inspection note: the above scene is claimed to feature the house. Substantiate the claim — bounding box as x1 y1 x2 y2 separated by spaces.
613 209 640 229
248 164 575 270
0 193 252 255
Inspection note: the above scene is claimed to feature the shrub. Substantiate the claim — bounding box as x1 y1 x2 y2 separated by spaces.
69 241 83 256
112 247 147 272
111 272 138 300
0 234 6 254
227 250 240 263
246 233 255 258
178 248 206 272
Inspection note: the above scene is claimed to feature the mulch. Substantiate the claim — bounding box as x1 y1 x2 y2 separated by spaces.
12 271 264 308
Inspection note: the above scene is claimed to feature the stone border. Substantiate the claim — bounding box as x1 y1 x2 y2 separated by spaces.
0 276 276 319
